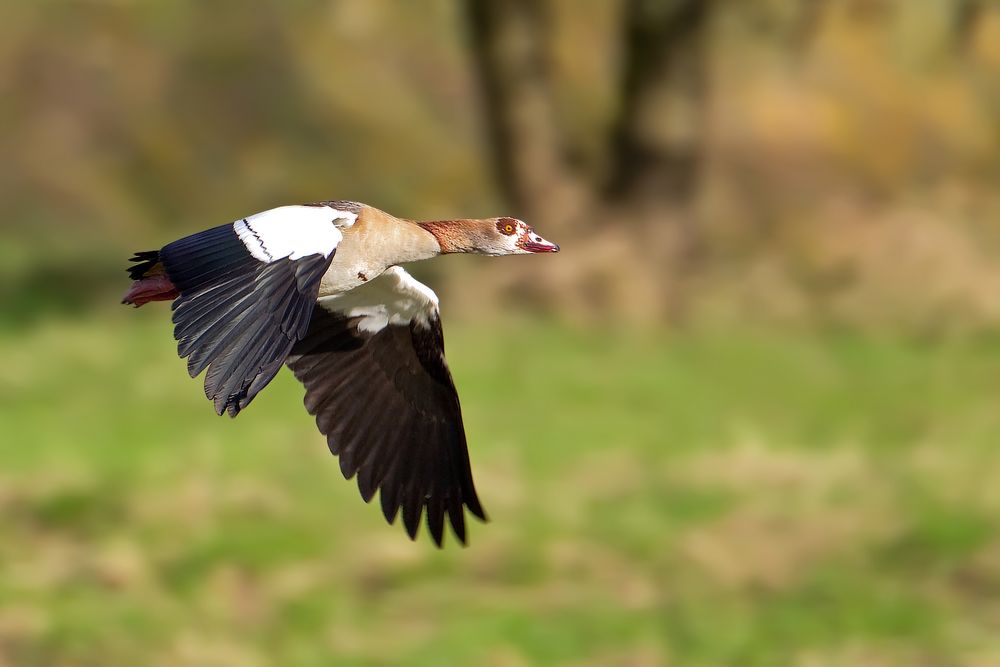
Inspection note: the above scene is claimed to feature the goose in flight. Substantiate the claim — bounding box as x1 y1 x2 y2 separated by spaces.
123 201 559 546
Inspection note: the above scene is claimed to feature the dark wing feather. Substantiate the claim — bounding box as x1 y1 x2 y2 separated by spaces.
159 224 334 416
286 300 487 547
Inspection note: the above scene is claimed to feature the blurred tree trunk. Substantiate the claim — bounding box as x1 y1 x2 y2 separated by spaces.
461 0 714 322
607 0 711 204
954 0 984 52
793 0 833 51
464 0 578 223
465 0 711 210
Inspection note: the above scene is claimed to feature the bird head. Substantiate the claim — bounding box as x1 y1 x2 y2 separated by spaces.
486 217 560 255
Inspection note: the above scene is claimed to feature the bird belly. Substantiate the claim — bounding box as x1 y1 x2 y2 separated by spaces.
318 255 384 296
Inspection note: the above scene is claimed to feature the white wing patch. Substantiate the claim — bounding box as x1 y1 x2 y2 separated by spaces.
317 266 439 334
234 205 357 263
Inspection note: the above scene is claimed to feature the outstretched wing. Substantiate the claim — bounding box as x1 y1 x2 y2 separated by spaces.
161 203 359 416
285 266 487 546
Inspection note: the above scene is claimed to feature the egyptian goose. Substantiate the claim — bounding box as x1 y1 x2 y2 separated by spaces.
123 201 559 546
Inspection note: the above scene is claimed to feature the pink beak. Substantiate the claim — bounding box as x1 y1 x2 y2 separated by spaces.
524 236 560 253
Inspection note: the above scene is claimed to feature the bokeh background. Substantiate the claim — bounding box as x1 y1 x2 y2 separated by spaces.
2 1 999 665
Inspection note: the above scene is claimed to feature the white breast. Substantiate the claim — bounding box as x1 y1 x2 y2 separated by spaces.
318 266 439 334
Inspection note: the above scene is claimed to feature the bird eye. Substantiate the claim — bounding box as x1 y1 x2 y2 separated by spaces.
497 218 518 235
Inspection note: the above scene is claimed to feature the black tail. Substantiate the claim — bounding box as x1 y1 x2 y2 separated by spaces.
127 250 161 280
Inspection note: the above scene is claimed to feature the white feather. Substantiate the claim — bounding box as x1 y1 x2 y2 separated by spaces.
233 205 356 262
317 266 439 334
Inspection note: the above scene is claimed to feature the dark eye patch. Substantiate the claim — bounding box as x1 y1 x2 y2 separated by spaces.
496 217 518 236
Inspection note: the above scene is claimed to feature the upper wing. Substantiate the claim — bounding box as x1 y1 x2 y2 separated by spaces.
285 266 487 546
162 203 359 417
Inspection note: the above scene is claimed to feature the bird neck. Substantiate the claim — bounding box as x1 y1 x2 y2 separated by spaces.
417 219 494 254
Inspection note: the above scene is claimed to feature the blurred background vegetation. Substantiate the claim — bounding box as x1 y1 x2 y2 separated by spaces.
2 1 1000 665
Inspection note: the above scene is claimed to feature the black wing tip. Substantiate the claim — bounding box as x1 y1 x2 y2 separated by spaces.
380 487 401 525
402 505 422 542
430 502 483 548
375 491 485 548
357 473 378 504
126 250 161 280
208 390 247 418
469 503 488 523
128 250 160 264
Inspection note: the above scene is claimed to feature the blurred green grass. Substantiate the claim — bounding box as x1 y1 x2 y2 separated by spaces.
1 309 999 666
